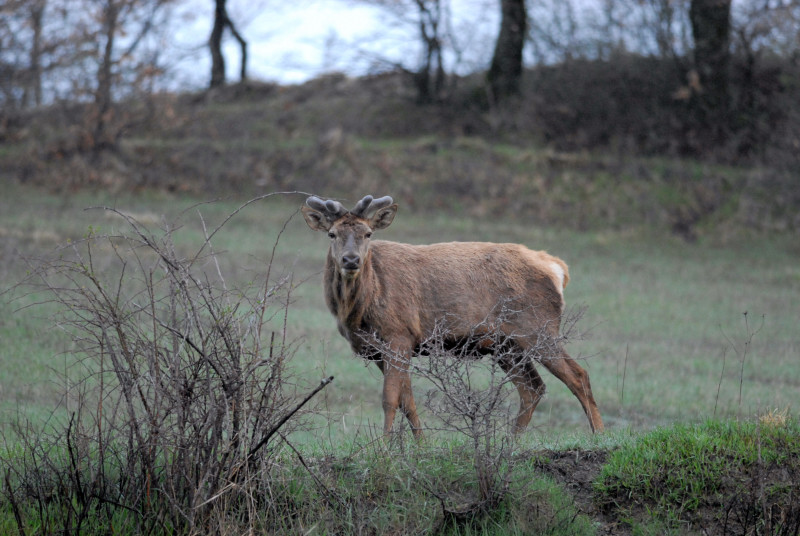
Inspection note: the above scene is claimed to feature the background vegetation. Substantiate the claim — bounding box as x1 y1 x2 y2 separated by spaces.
1 0 799 534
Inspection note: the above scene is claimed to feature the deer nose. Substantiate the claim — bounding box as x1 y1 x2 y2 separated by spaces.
342 254 360 270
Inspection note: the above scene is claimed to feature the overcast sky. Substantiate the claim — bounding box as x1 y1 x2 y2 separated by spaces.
171 0 499 87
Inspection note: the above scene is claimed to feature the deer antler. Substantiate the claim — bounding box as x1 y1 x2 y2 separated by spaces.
306 196 348 221
350 195 373 217
351 195 394 219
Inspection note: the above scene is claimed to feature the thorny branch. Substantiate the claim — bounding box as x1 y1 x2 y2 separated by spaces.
359 300 590 518
4 195 316 533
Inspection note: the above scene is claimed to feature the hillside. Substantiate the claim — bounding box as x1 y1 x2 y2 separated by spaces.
2 72 799 239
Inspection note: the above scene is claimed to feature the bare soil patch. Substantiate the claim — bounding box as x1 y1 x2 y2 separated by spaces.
533 448 800 535
532 449 627 535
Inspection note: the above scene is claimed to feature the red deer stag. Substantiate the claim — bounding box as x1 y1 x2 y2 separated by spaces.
302 194 603 437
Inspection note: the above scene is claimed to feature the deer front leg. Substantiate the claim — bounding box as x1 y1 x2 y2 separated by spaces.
381 347 423 438
499 355 547 434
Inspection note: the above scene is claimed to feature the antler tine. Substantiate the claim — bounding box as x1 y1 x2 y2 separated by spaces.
352 195 394 218
305 195 327 211
350 195 374 217
324 200 347 217
362 195 393 219
306 196 347 220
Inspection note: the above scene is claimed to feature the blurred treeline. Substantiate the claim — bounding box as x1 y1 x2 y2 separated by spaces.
1 1 799 189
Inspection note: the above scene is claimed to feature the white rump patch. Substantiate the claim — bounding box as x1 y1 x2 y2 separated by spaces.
550 261 566 293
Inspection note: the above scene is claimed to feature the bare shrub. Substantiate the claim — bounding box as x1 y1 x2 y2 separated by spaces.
362 301 589 529
1 195 330 533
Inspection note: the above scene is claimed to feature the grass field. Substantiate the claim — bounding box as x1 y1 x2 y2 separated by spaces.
1 182 797 444
1 182 798 533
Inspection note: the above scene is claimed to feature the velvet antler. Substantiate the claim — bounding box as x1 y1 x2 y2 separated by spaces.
351 195 394 219
305 196 348 221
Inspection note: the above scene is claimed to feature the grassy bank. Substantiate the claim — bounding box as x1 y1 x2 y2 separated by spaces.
0 183 798 533
0 418 796 534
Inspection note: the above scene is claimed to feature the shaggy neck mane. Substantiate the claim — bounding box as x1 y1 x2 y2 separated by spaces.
324 249 377 333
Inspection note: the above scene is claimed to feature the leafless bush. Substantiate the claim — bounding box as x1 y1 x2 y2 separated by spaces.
363 301 588 528
2 195 330 534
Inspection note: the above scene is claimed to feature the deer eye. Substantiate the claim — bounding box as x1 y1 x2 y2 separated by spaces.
327 232 335 239
365 232 373 239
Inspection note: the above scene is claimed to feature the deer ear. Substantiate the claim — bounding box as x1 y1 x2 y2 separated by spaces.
301 206 332 231
370 204 398 230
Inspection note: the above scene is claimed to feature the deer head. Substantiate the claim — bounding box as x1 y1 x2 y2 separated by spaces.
302 195 398 279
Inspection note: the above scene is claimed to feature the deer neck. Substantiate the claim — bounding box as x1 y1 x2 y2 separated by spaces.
324 250 378 334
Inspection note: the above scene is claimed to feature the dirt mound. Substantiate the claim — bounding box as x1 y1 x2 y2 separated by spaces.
534 447 800 535
533 450 627 535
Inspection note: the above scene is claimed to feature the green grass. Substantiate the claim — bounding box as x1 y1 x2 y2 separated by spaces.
251 436 598 535
1 182 798 533
0 425 593 535
595 417 800 532
1 182 799 442
597 419 799 508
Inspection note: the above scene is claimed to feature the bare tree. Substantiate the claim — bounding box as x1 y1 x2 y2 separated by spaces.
367 0 447 102
488 0 526 102
355 0 469 102
209 0 248 88
645 0 691 59
527 0 582 64
412 0 446 102
90 0 173 145
93 0 172 149
94 0 120 146
689 0 732 141
1 0 60 110
24 0 46 108
0 0 45 110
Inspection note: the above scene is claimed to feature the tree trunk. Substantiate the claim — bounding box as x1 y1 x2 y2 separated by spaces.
689 0 731 143
209 0 248 88
488 0 526 103
209 0 227 88
23 0 45 108
31 1 44 107
413 0 444 103
95 0 119 146
226 17 248 82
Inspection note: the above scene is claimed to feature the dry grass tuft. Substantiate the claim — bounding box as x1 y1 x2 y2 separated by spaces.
759 407 790 429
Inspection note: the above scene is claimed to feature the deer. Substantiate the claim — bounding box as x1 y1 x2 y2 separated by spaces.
302 194 603 438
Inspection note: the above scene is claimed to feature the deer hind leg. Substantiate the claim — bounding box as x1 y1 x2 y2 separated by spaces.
499 354 546 434
381 352 423 438
538 347 604 433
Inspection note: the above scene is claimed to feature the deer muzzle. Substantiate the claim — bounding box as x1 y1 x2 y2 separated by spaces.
342 253 360 272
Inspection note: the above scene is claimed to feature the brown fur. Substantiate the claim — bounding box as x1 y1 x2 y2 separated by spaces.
303 203 603 437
